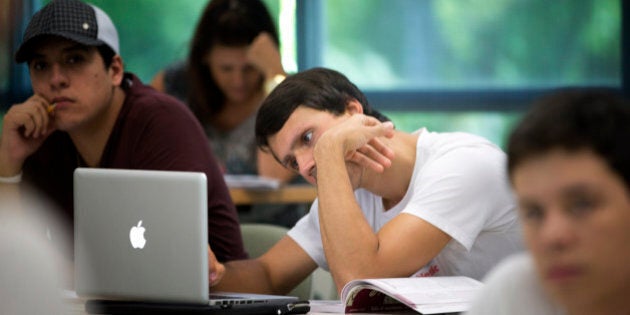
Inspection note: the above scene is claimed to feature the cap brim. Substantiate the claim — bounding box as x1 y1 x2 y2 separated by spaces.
15 32 106 63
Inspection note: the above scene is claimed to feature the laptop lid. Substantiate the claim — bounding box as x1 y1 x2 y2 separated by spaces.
74 168 210 304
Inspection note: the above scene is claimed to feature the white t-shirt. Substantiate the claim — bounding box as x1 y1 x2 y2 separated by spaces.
288 128 523 280
466 253 566 315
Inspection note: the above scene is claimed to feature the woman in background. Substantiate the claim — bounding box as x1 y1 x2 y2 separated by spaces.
151 0 302 226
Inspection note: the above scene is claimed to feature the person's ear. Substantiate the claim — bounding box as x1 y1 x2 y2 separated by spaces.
346 99 364 115
109 55 124 86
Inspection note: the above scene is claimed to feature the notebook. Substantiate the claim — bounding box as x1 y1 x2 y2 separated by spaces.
73 168 304 314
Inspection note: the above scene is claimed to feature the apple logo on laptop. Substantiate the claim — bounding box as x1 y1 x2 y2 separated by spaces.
129 220 146 249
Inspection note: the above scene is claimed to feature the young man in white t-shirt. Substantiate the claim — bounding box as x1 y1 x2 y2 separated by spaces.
207 67 523 294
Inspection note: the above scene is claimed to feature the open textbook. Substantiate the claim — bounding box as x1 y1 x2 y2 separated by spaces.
340 276 483 314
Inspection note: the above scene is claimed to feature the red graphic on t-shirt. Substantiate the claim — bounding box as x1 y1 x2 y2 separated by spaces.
417 264 440 277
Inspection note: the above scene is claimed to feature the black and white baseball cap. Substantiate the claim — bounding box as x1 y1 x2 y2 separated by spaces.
15 0 119 63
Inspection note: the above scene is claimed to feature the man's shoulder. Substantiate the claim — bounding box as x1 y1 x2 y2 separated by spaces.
469 252 564 314
469 252 535 302
419 129 502 161
414 129 508 193
122 73 194 119
124 73 181 102
485 252 533 282
420 129 494 147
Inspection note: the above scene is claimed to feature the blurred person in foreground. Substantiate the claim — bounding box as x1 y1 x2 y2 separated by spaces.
466 89 630 315
0 0 246 265
205 67 523 294
1 185 70 314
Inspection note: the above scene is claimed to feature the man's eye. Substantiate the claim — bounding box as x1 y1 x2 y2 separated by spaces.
302 131 313 144
520 204 545 222
31 61 47 71
66 54 84 64
568 197 596 217
219 65 234 72
243 65 257 74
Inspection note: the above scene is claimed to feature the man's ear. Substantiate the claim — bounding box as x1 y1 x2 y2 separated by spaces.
109 55 124 86
346 99 364 115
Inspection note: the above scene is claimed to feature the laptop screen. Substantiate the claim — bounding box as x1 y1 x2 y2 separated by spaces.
74 168 210 304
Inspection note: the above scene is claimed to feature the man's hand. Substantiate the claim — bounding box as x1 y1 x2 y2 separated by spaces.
0 95 56 176
208 245 225 287
316 114 396 173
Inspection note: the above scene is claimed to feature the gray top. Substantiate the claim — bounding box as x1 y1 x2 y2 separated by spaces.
163 61 257 175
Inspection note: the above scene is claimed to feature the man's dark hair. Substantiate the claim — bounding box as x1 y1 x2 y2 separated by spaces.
255 67 390 150
507 89 630 188
96 44 116 68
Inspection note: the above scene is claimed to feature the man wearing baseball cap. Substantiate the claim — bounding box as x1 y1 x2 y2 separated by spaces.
0 0 247 265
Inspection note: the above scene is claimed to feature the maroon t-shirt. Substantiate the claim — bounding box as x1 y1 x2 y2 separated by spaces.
23 73 247 262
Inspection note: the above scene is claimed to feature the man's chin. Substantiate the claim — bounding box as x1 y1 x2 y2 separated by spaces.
54 120 81 133
53 122 70 132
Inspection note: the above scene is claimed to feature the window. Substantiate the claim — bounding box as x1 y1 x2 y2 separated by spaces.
4 0 625 147
86 0 286 86
297 0 622 145
310 0 620 91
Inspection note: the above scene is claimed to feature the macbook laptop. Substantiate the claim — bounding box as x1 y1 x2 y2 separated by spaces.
73 168 304 314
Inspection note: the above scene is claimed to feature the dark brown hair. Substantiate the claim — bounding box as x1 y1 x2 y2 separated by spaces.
507 89 630 188
255 67 390 151
187 0 279 123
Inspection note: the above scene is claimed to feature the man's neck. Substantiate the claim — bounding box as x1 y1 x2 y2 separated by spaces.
70 86 125 167
364 131 419 209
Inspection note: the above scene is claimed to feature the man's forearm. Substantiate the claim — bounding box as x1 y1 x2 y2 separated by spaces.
315 145 381 289
212 259 277 294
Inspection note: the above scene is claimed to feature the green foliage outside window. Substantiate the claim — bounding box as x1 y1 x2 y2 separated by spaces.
384 111 523 149
30 0 618 149
81 0 280 84
324 0 619 89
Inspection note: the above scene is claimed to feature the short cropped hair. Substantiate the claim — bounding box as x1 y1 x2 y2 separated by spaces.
255 67 390 151
96 44 116 68
507 89 630 189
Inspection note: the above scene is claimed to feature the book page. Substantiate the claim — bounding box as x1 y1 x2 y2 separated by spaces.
308 300 345 313
343 286 416 313
341 277 482 314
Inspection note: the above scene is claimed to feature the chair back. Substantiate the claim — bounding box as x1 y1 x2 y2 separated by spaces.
240 223 313 300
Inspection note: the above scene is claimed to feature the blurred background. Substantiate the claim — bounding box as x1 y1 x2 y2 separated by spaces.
1 0 624 147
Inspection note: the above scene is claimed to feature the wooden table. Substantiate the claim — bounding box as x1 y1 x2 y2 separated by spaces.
229 184 317 205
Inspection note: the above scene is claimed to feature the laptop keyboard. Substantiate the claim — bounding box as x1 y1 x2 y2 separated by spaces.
209 294 264 305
